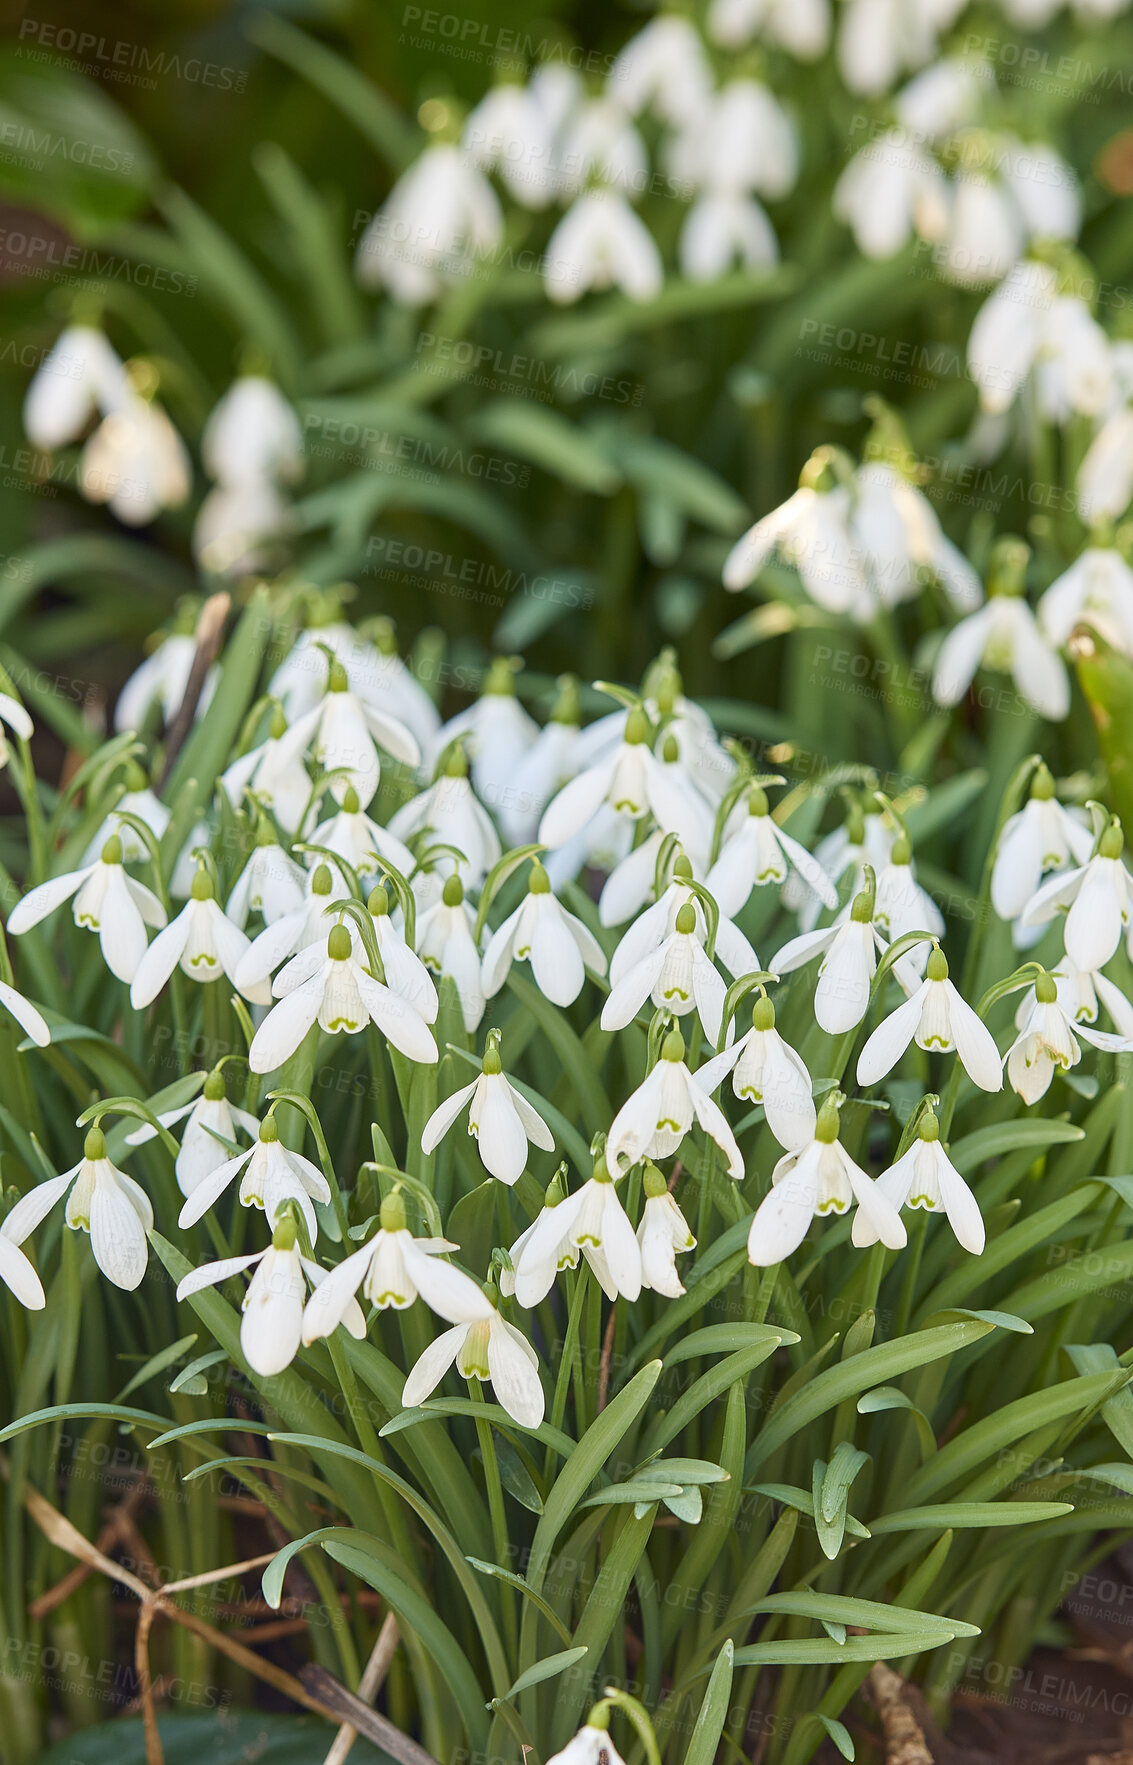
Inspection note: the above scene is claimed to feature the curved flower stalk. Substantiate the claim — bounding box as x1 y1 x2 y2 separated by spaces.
125 1068 259 1197
606 1026 744 1178
21 1127 153 1291
302 1189 484 1341
177 1112 331 1242
7 834 166 985
747 1094 907 1264
857 945 1004 1091
481 860 606 1007
421 1034 554 1184
402 1281 545 1428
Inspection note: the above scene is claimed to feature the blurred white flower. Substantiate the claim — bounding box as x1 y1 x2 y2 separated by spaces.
546 191 663 305
201 376 303 487
1078 406 1133 525
428 659 539 819
608 16 713 126
708 0 830 58
670 80 798 200
968 261 1111 419
23 325 128 449
81 392 191 526
834 133 950 260
837 0 967 97
389 754 501 893
932 595 1070 721
463 82 560 208
680 192 779 279
355 143 503 304
1038 548 1133 658
115 630 218 735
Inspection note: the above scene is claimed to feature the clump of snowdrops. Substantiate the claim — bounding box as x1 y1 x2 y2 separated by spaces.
0 586 1130 1765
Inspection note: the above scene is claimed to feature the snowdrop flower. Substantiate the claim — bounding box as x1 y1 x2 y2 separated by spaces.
23 324 127 449
194 479 295 577
709 785 839 921
786 802 895 932
1006 968 1133 1104
637 1164 696 1297
967 261 1111 420
270 618 440 747
178 1113 331 1241
428 658 539 822
556 98 649 198
698 993 815 1152
545 191 663 306
24 1127 153 1290
249 920 438 1073
235 863 339 993
608 860 756 988
606 1027 744 1178
355 143 503 304
7 834 166 985
1020 820 1133 970
771 882 898 1035
81 390 191 526
201 376 303 487
221 705 313 836
602 902 728 1041
125 1068 259 1198
0 693 32 775
833 133 950 262
1038 548 1133 660
389 750 501 893
708 0 831 58
934 139 1079 289
540 708 716 859
670 81 798 201
680 192 779 280
115 627 218 734
599 832 706 930
415 876 486 1033
366 884 438 1024
873 837 945 957
463 82 559 208
225 834 306 930
275 656 420 810
546 1721 628 1765
747 1096 906 1265
990 765 1093 923
177 1214 362 1379
1078 407 1133 525
131 868 264 1009
1014 955 1102 1031
857 945 1003 1091
608 16 713 126
852 459 982 609
306 786 416 894
513 1153 642 1304
894 58 986 141
578 654 737 801
933 587 1070 722
482 861 606 1007
420 1035 554 1185
402 1286 544 1428
500 675 584 844
723 455 885 617
837 0 966 97
302 1189 484 1341
861 1108 984 1252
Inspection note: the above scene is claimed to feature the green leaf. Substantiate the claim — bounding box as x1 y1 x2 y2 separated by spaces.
869 1502 1073 1533
493 1645 588 1704
245 12 420 169
467 402 621 495
949 1118 1084 1173
683 1640 734 1765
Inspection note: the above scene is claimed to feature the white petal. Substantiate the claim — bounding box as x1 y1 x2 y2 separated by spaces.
248 975 325 1073
0 1234 45 1308
420 1079 478 1154
856 983 926 1086
402 1325 467 1407
486 1318 545 1426
89 1173 150 1290
945 982 1004 1092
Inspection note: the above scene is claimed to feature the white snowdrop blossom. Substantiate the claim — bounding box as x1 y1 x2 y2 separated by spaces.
1020 821 1133 971
355 143 503 304
402 1287 545 1428
302 1190 485 1341
194 480 295 577
512 1156 642 1304
274 656 420 810
428 658 539 818
669 80 797 202
482 862 606 1007
786 806 895 931
771 884 905 1036
81 390 191 527
7 834 166 984
269 619 440 747
131 870 265 1008
201 376 304 488
23 324 128 449
1038 548 1133 660
389 753 501 893
125 1069 259 1198
708 0 830 58
837 0 967 97
606 1028 744 1178
608 864 756 988
306 787 417 894
857 945 1003 1091
698 994 816 1152
637 1165 696 1297
248 920 439 1073
1006 969 1133 1104
932 592 1070 722
747 1097 907 1265
415 876 486 1033
990 767 1093 923
177 1114 332 1243
500 679 584 844
873 840 944 955
833 133 950 262
366 885 439 1024
709 785 840 921
225 837 307 930
861 1111 985 1253
545 1722 628 1765
1078 406 1133 526
222 706 313 835
539 707 710 855
556 98 649 198
546 190 663 306
0 1191 50 1309
23 1127 153 1291
607 16 713 126
235 863 339 993
967 260 1111 420
420 1038 554 1185
115 630 218 734
462 83 560 209
0 693 32 774
602 901 728 1042
679 190 780 279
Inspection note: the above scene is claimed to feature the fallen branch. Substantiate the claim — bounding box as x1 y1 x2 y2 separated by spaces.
867 1661 933 1765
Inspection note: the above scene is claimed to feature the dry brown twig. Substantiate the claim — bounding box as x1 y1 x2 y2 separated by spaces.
868 1661 934 1765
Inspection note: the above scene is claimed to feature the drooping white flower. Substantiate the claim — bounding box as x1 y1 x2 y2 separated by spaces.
546 1722 628 1765
747 1097 906 1265
194 479 295 577
599 831 704 930
967 260 1111 421
771 887 900 1036
420 1039 554 1185
130 870 265 1008
225 836 307 930
82 769 170 864
7 834 166 984
302 1189 485 1341
873 838 945 960
201 376 304 487
482 862 606 1007
833 133 950 261
608 865 757 989
0 693 32 775
19 1127 153 1290
606 1027 744 1178
427 658 539 824
0 973 49 1047
389 751 501 893
306 785 417 894
498 676 584 844
932 137 1080 289
990 766 1093 923
463 82 560 209
177 1218 363 1378
894 58 986 141
1020 821 1133 971
669 80 798 201
545 191 663 306
415 876 486 1033
221 705 314 835
556 98 649 198
857 945 1003 1092
601 901 728 1042
680 192 779 280
367 883 439 1025
234 862 340 994
513 1156 643 1305
637 1166 696 1297
125 1069 259 1197
81 391 192 526
114 629 218 734
355 143 503 304
1078 407 1133 526
607 16 714 126
23 324 128 449
539 707 711 855
709 784 839 921
402 1292 545 1428
274 655 420 810
698 993 816 1151
837 0 966 97
708 0 830 59
1006 969 1133 1104
248 920 439 1073
269 618 440 747
177 1113 331 1242
1038 548 1133 660
862 1111 984 1252
932 593 1070 721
